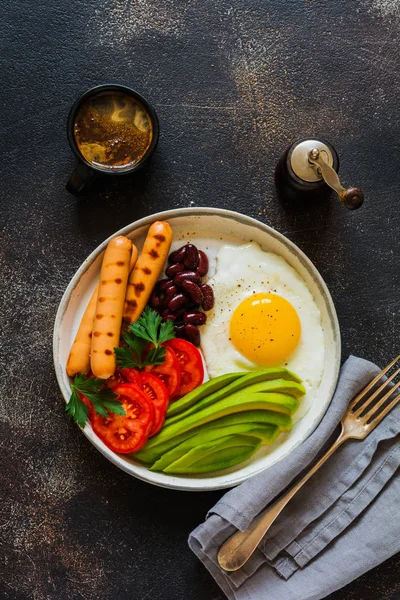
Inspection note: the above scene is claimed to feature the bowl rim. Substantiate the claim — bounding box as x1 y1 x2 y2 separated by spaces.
53 207 341 491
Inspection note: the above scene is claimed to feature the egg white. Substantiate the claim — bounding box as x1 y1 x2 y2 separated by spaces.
200 242 325 420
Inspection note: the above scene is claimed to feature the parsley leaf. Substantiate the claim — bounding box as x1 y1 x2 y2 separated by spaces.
158 318 176 346
141 345 167 367
65 389 89 429
125 333 148 363
66 375 125 427
114 346 140 369
129 306 163 344
114 307 175 369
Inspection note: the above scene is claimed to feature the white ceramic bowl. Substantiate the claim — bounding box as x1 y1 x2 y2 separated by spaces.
53 208 341 491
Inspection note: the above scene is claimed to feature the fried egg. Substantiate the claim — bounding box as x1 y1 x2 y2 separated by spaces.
200 242 325 419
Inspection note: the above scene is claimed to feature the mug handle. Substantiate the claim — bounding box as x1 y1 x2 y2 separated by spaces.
66 162 96 194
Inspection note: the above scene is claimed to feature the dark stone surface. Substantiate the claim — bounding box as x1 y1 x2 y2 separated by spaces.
1 1 399 599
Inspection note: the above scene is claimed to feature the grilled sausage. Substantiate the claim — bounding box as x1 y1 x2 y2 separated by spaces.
90 236 133 379
123 221 173 324
66 244 138 377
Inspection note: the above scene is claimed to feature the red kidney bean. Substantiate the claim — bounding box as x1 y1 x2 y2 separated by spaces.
166 283 178 297
173 270 201 286
183 244 199 269
184 301 200 310
184 324 200 346
180 280 203 304
168 293 188 311
165 281 177 292
184 311 207 325
174 323 186 338
160 285 178 309
200 284 214 311
149 291 161 308
196 250 209 276
165 262 184 278
161 312 176 322
174 308 186 321
168 246 187 264
159 278 172 292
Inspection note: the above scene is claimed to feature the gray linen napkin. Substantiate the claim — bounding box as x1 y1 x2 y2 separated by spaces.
189 356 400 600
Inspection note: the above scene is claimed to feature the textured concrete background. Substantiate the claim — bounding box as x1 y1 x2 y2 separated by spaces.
1 1 399 598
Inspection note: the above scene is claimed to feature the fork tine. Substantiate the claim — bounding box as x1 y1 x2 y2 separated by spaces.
362 380 400 421
353 367 400 417
348 354 400 412
366 393 400 431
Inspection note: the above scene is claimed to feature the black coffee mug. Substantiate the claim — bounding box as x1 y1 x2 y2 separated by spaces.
66 84 159 194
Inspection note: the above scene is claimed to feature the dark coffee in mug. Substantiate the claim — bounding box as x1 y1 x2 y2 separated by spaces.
73 91 153 170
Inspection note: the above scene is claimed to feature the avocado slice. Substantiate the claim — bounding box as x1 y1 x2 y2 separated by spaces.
150 423 279 472
166 367 302 420
166 372 246 418
162 435 261 474
135 409 292 464
134 391 298 463
153 391 297 443
166 378 305 425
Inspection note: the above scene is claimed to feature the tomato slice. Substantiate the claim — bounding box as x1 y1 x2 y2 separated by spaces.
165 338 204 398
144 347 181 400
140 373 169 436
119 368 143 386
90 383 155 454
113 369 168 435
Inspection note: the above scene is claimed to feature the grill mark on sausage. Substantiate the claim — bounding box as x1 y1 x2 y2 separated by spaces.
96 314 104 319
99 297 106 302
126 299 137 307
142 267 151 275
117 261 125 266
115 278 122 284
105 349 112 355
107 332 113 337
149 249 159 259
93 331 101 337
133 283 145 296
154 234 166 242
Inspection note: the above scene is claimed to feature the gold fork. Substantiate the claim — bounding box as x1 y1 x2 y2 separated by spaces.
218 355 400 572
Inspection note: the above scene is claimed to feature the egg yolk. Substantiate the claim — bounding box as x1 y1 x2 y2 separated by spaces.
230 293 301 365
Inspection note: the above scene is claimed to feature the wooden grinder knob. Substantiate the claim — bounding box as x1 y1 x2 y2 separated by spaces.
307 147 364 210
340 187 364 210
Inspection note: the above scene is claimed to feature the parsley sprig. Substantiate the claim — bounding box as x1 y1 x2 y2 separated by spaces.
66 308 174 427
114 306 175 369
66 374 126 428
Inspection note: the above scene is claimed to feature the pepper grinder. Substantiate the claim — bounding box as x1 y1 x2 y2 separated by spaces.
275 137 364 209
